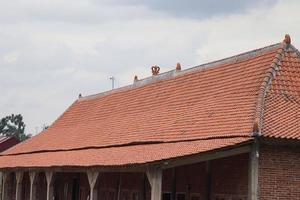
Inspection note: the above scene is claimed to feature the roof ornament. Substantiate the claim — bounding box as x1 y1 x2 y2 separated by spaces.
78 93 82 98
134 75 139 82
151 66 160 75
283 34 291 45
176 63 181 71
252 118 261 136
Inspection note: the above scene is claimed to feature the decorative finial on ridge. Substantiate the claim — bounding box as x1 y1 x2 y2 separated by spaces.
176 63 181 71
283 34 291 45
151 65 160 76
134 75 139 82
78 93 82 98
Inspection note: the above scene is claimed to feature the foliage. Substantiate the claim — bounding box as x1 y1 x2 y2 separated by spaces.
0 114 31 141
41 124 49 131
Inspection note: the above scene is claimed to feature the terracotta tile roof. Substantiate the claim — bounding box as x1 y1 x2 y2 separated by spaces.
0 137 251 168
0 35 299 168
261 44 300 139
2 45 279 155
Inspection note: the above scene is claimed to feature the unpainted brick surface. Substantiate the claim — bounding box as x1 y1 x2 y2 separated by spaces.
211 154 248 200
259 145 300 200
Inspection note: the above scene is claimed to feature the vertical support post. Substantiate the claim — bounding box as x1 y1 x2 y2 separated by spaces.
146 167 162 200
248 140 259 200
117 173 122 200
1 172 9 200
15 172 23 200
87 171 99 200
45 171 55 200
0 172 2 200
29 172 37 200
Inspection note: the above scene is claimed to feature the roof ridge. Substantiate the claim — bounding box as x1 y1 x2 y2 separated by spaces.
252 34 292 137
79 43 281 102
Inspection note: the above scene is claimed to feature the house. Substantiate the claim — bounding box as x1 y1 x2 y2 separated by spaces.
0 35 299 200
0 136 20 199
0 137 19 153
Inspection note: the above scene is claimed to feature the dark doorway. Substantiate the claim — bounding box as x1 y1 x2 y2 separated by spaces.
72 178 80 200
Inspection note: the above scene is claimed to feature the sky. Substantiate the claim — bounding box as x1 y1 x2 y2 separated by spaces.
1 0 300 134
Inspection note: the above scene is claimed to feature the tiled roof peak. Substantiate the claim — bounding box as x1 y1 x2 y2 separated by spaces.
253 34 299 137
80 43 281 102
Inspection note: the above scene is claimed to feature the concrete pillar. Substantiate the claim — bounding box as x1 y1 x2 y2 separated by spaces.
45 171 55 200
248 140 259 200
15 172 23 200
146 167 162 200
29 172 37 200
1 172 9 200
87 171 99 200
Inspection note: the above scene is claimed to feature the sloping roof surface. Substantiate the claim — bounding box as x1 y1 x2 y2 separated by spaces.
2 46 279 155
262 49 300 139
0 35 299 169
0 137 250 168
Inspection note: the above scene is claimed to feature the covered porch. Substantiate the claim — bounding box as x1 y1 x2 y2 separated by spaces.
1 144 258 200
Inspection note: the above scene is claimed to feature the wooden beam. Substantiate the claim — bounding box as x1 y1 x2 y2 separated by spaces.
1 172 9 200
117 173 122 200
7 166 147 174
146 167 162 200
87 171 99 200
29 172 37 200
0 172 2 200
248 140 259 200
45 171 55 200
162 145 251 169
15 171 23 200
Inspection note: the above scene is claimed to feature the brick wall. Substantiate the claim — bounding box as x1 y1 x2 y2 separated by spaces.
22 173 30 200
98 172 146 200
162 163 208 200
258 144 300 200
211 154 248 200
162 154 249 200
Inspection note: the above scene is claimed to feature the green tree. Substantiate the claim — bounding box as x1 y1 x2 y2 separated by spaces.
41 124 49 131
0 114 31 141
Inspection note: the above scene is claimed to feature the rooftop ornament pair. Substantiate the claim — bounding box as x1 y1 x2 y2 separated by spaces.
151 62 182 75
80 34 292 99
134 62 182 82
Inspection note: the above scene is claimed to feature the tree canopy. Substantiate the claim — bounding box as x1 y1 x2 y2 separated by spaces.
0 114 31 141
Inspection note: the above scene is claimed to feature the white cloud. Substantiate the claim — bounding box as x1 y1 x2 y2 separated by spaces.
2 51 19 63
0 0 299 134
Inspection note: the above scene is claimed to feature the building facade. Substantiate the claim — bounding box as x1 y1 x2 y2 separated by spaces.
0 136 20 199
